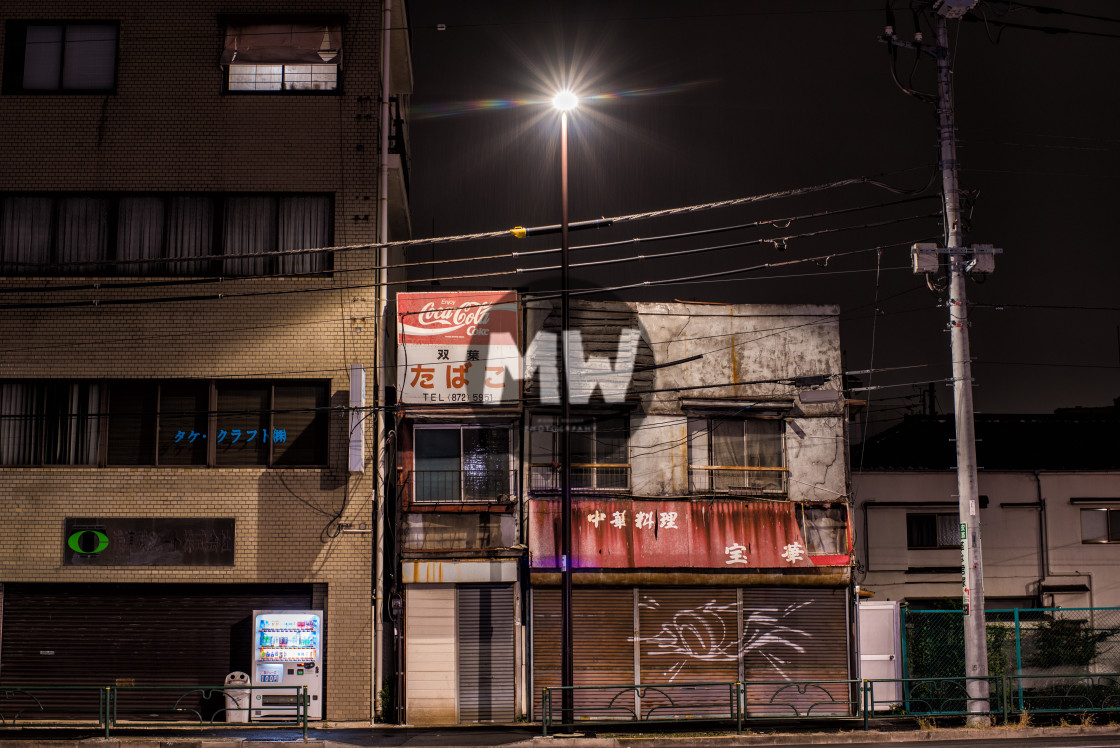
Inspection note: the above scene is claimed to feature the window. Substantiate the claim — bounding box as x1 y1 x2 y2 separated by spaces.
0 193 332 276
529 413 629 492
222 21 341 92
0 379 329 467
797 504 848 555
411 425 514 504
687 417 786 496
0 381 101 465
3 21 118 94
1081 509 1120 543
906 513 959 549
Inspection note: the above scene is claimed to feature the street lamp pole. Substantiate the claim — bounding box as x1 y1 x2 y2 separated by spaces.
553 90 577 728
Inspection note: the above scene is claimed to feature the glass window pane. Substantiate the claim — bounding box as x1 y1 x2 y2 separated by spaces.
117 197 166 273
596 416 628 464
62 24 116 89
228 64 283 90
1081 509 1107 542
278 196 331 273
799 505 847 554
159 382 209 465
937 514 960 548
1 196 53 274
107 381 157 465
23 25 63 90
223 196 275 275
462 427 510 501
56 197 109 273
414 428 461 502
216 383 269 465
907 515 935 548
1110 510 1120 543
41 382 99 465
166 196 214 275
273 383 328 466
0 382 39 465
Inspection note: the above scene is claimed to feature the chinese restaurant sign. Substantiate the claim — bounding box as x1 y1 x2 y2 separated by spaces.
528 500 847 569
64 517 235 566
397 291 520 404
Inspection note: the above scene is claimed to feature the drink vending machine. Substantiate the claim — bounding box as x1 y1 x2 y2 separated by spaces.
252 610 323 720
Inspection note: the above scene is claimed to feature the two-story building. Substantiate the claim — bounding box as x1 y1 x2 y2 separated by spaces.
853 406 1120 610
392 294 857 723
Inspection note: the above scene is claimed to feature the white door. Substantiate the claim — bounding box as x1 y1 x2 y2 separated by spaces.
858 601 902 711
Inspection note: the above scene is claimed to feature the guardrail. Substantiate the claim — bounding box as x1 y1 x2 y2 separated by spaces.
544 675 1120 734
0 684 308 739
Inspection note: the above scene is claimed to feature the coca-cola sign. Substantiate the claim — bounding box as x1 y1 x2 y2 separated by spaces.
397 291 520 404
404 300 495 337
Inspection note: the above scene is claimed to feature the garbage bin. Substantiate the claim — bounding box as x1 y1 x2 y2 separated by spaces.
224 671 251 723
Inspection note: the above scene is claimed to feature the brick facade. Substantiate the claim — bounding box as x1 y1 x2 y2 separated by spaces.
0 0 408 721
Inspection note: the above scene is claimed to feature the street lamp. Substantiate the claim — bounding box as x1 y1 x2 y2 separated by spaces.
553 89 577 728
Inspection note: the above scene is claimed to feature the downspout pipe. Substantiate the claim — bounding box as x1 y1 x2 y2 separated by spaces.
375 0 392 726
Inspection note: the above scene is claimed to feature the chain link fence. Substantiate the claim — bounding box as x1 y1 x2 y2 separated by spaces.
902 607 1120 715
903 607 1120 678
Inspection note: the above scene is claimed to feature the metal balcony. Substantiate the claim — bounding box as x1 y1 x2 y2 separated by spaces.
688 465 788 498
529 463 631 493
407 469 517 504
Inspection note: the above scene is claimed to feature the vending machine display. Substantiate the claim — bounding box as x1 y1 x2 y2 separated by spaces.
251 610 323 720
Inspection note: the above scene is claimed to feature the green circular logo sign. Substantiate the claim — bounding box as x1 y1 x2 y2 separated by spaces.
67 530 109 554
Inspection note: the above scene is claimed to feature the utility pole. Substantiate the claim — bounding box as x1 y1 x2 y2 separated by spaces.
883 0 1002 726
933 11 989 724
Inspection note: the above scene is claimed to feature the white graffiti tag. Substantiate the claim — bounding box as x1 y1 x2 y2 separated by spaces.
633 598 812 682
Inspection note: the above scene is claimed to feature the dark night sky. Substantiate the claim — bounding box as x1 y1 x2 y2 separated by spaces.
403 1 1119 430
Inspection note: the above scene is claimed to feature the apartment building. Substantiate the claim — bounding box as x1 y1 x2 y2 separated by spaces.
0 1 411 721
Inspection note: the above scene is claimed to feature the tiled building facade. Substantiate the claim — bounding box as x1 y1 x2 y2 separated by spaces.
0 0 411 721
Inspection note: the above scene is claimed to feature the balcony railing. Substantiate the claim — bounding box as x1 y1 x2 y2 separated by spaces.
688 465 788 498
529 463 631 493
407 469 517 504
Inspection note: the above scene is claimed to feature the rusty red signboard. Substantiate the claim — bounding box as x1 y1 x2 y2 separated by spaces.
529 499 848 569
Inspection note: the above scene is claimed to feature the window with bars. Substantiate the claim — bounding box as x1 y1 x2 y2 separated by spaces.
0 193 332 276
411 424 515 504
2 20 118 94
687 417 786 497
906 513 959 549
222 21 341 93
528 413 630 492
0 379 329 467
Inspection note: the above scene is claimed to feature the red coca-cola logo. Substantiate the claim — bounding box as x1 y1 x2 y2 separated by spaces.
413 301 492 332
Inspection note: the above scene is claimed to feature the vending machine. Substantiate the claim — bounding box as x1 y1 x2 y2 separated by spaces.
252 610 323 720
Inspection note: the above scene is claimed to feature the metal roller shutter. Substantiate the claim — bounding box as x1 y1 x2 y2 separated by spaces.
531 588 635 720
457 584 515 723
1 583 314 718
637 588 739 717
741 587 850 716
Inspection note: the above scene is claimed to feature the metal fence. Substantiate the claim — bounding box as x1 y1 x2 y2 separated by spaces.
902 607 1120 681
0 684 308 738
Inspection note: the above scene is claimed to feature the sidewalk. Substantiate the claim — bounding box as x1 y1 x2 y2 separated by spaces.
1 721 1120 747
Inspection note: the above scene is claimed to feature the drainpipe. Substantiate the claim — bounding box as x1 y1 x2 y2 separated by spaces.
375 0 392 726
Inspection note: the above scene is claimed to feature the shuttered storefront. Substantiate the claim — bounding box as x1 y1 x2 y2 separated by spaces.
404 582 516 725
404 585 457 724
741 587 850 715
531 588 635 719
1 582 318 717
532 586 850 720
638 588 740 716
457 584 515 722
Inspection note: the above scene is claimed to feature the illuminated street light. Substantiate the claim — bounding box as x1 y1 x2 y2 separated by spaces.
554 88 576 728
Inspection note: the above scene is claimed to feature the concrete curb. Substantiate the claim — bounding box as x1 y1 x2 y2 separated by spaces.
3 725 1120 747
